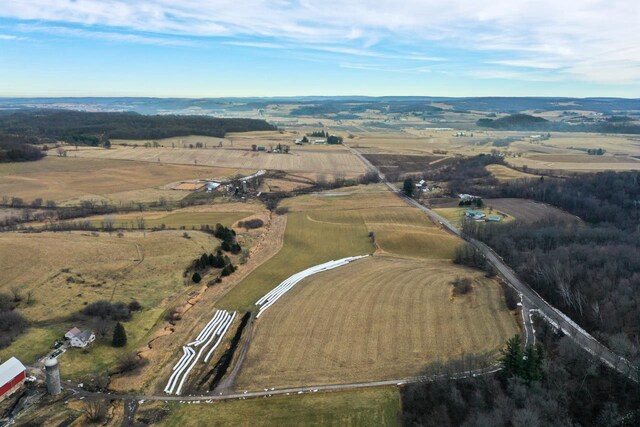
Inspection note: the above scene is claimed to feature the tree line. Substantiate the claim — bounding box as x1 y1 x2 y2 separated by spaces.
477 113 640 134
0 109 276 146
401 324 640 426
0 134 45 163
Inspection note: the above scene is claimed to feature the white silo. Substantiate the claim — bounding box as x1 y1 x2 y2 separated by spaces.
44 357 61 395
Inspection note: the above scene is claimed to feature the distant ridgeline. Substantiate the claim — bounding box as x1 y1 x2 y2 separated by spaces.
0 109 276 151
477 113 640 134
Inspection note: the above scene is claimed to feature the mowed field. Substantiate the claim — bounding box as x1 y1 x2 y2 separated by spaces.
71 143 366 178
0 229 219 377
217 185 460 312
486 164 541 181
236 256 519 389
0 156 243 205
507 153 640 172
156 388 401 427
73 202 264 230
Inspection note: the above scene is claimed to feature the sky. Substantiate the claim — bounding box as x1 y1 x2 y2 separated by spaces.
0 0 639 98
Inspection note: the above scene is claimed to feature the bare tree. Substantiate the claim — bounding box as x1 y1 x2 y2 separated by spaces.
56 146 67 157
10 286 22 303
136 217 145 230
81 399 109 423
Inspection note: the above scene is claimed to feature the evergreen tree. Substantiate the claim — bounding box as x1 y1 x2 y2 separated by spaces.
200 253 209 268
112 322 127 347
403 178 414 197
192 272 202 283
500 335 523 377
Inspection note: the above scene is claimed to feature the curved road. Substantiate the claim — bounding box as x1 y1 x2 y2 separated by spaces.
345 143 638 382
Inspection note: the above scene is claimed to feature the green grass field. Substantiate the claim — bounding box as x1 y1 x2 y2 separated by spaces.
216 211 372 312
159 388 401 427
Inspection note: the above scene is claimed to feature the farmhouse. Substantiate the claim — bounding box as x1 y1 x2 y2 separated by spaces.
0 357 26 401
64 327 81 340
65 328 95 348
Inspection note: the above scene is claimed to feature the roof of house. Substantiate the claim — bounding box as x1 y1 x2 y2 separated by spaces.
465 210 485 217
74 331 94 342
0 357 26 386
66 327 81 337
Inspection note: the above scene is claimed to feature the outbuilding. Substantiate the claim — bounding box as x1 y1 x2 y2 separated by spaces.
0 357 26 401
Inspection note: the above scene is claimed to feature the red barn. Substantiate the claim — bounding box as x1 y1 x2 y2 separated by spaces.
0 357 26 400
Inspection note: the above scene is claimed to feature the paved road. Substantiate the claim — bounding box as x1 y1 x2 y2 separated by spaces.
345 144 638 383
65 364 502 406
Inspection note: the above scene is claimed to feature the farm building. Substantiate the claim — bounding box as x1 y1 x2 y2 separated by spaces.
66 328 95 348
459 193 480 201
486 215 502 222
465 210 486 220
0 357 26 401
64 327 81 340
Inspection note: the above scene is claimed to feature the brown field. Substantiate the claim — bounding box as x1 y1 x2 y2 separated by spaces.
236 255 519 389
345 128 640 172
486 164 540 181
507 153 640 171
171 181 207 191
0 156 242 205
61 202 265 230
71 143 366 178
484 198 579 223
0 229 220 376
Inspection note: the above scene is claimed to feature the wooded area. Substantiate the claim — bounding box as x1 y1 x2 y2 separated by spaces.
463 171 640 360
0 135 45 163
402 324 640 426
0 110 276 146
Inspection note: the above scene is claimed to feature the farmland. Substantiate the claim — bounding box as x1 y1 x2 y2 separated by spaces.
156 388 401 426
0 229 220 377
72 202 264 230
486 164 540 181
0 156 242 205
236 255 519 389
71 141 366 179
217 184 461 312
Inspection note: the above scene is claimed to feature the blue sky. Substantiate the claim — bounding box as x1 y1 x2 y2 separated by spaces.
1 1 639 97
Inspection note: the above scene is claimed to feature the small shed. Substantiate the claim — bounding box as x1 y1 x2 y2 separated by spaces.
0 357 26 400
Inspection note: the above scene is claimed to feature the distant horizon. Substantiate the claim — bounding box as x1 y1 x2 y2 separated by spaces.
1 95 640 100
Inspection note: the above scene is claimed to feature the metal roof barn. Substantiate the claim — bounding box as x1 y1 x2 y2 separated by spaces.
0 357 26 399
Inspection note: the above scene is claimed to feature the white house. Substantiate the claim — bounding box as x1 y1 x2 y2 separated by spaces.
64 327 81 340
66 328 95 348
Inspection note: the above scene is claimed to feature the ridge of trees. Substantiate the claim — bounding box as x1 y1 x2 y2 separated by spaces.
478 113 640 134
0 109 275 146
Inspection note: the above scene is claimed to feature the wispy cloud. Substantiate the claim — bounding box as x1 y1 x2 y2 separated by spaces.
0 34 20 40
15 23 197 46
1 1 639 83
223 41 285 49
